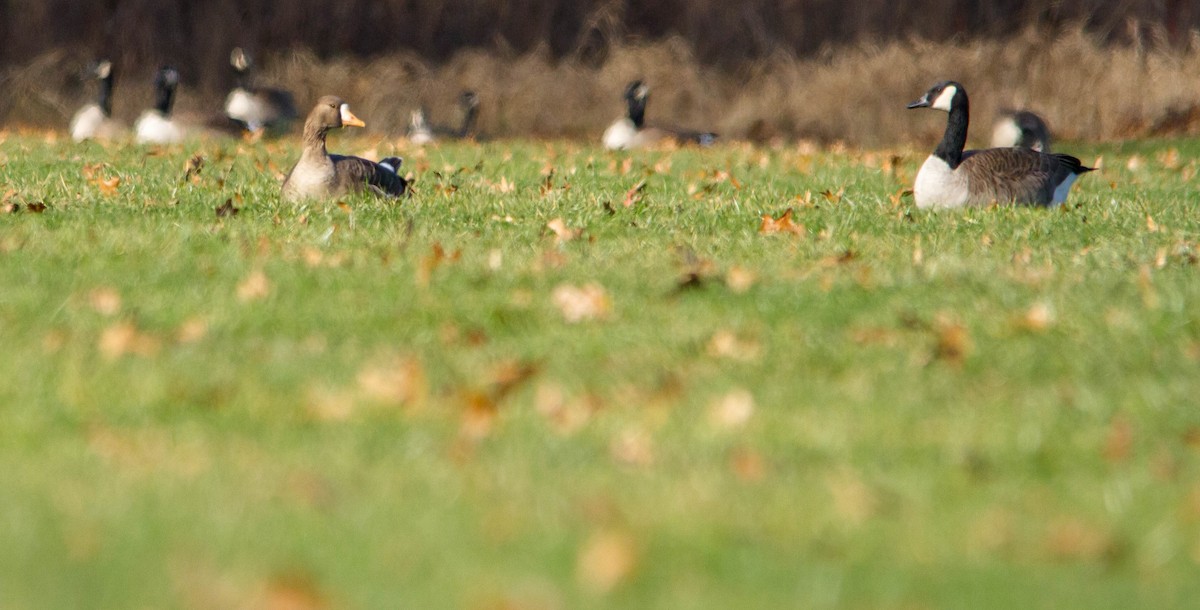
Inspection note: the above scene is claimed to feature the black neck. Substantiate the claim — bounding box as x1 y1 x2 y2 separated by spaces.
232 65 252 90
98 71 114 117
934 94 968 168
627 96 646 128
155 81 176 115
459 105 478 137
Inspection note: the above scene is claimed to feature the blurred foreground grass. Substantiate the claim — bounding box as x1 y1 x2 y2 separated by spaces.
1 131 1199 608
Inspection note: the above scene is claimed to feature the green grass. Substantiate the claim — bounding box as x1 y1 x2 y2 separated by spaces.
1 131 1199 609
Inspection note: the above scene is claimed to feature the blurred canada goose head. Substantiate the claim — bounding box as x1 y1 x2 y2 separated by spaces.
991 109 1051 152
407 90 482 144
907 80 1092 209
70 59 126 141
602 80 716 150
223 47 298 134
282 95 407 202
135 66 186 144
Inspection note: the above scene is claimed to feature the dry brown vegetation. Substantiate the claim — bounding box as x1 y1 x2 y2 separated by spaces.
8 29 1200 146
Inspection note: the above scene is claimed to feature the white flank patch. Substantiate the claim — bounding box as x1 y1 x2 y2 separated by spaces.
70 105 106 142
931 85 958 112
224 89 264 131
913 155 969 209
602 118 638 150
135 111 185 144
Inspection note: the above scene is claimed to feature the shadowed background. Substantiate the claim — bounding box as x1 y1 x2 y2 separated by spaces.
4 0 1200 144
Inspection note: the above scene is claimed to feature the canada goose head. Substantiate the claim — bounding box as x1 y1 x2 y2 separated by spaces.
303 95 366 141
907 81 965 113
230 47 252 73
992 110 1051 152
622 80 649 127
153 66 180 116
459 91 480 111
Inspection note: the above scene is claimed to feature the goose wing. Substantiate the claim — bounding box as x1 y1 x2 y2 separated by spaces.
960 148 1086 206
330 154 408 198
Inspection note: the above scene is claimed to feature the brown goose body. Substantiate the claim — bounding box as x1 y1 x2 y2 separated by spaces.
282 96 407 202
908 81 1092 209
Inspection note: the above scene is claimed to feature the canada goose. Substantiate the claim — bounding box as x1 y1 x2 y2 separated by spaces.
134 66 186 144
70 60 126 142
602 80 716 150
223 47 298 134
407 90 480 144
991 109 1052 152
907 81 1093 209
282 95 408 202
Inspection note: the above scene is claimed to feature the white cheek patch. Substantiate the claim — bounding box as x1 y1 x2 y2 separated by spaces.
339 104 354 122
931 85 957 111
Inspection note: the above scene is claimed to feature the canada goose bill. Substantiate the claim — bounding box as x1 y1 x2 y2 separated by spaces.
135 66 186 144
223 47 299 135
991 109 1051 152
406 90 481 144
602 80 717 150
70 59 126 142
906 80 1093 210
281 95 407 202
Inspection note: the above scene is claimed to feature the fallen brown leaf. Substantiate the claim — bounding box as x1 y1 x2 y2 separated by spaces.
708 388 755 429
87 287 122 316
98 321 160 359
577 531 638 593
546 217 582 244
623 180 646 208
237 270 271 302
552 283 611 323
759 208 806 236
215 198 239 217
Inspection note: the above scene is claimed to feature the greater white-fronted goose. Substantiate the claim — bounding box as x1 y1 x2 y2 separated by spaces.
223 47 298 134
407 90 480 144
70 60 126 142
602 80 716 150
282 95 408 202
907 81 1092 210
991 109 1052 152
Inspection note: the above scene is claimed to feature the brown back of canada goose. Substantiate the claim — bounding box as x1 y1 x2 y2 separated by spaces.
282 95 407 202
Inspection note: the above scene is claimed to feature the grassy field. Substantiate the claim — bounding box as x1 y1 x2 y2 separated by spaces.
1 130 1199 609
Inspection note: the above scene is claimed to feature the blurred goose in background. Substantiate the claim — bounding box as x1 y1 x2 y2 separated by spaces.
71 59 126 141
224 47 298 134
602 80 716 150
407 90 480 144
135 66 186 144
991 109 1052 152
135 65 247 144
282 95 407 202
906 80 1092 209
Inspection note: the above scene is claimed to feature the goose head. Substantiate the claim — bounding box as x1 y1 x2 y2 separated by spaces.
230 47 252 73
907 81 966 113
303 95 366 139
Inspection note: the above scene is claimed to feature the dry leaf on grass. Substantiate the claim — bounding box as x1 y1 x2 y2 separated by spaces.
708 388 755 430
552 283 611 323
932 314 971 364
827 470 878 526
237 270 271 302
357 357 427 408
759 208 806 236
98 321 160 359
706 331 761 362
623 180 646 207
1103 416 1134 463
87 287 122 316
576 531 638 593
416 242 460 287
176 317 209 343
546 217 582 244
725 266 756 293
730 447 766 481
215 198 239 217
266 572 328 610
610 428 654 467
